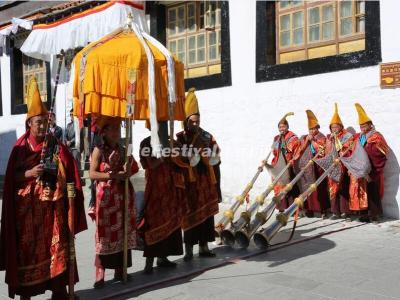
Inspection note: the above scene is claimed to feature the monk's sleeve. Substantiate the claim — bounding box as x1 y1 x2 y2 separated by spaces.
131 157 139 175
139 138 151 169
341 136 354 157
210 135 222 202
289 136 301 159
295 137 307 160
0 144 20 290
61 145 88 234
366 143 387 180
0 146 18 270
313 137 326 157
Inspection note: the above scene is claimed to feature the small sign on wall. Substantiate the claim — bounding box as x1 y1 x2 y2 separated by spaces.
380 62 400 89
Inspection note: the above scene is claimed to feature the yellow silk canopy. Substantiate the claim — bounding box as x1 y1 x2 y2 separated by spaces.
73 31 185 121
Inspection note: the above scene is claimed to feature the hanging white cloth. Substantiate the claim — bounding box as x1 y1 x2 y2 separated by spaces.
0 18 33 49
130 21 162 158
20 2 147 61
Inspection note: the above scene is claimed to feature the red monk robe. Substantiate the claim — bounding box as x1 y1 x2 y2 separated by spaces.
364 131 388 218
139 136 187 259
326 129 354 217
297 132 329 215
179 88 221 260
91 143 138 273
0 132 87 299
351 103 389 221
348 135 369 212
177 128 221 245
349 131 388 218
271 131 301 211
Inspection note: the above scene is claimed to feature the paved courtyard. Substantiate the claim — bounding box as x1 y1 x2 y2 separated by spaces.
1 174 400 299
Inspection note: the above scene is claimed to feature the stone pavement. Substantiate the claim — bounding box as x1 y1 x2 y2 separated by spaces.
1 175 400 299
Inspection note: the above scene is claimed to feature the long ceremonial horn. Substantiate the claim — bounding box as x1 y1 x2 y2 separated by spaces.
220 150 293 246
233 148 323 249
253 146 351 249
219 111 294 246
215 149 272 237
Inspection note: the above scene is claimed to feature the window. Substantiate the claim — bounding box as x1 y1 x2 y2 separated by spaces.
308 5 334 42
255 1 381 82
166 1 222 78
21 55 48 104
279 11 304 47
9 38 51 115
340 0 365 36
147 1 231 90
280 1 302 9
276 0 366 64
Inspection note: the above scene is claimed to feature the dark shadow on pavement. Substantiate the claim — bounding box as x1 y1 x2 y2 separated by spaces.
74 218 364 300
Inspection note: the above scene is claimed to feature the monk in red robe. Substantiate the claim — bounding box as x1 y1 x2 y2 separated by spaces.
89 117 138 288
351 103 388 223
0 77 87 299
325 104 354 220
270 113 301 212
296 110 329 218
177 88 221 261
139 131 188 273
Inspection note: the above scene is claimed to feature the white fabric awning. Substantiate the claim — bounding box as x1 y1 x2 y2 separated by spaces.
0 18 33 50
20 1 148 61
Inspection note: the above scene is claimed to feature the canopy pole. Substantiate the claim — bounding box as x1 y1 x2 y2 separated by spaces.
123 65 136 283
123 118 131 283
169 102 175 150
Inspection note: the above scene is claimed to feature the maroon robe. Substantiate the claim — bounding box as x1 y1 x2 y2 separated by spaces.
93 143 138 269
176 128 220 245
0 131 87 298
271 131 301 211
362 131 388 218
297 133 329 214
139 136 187 258
326 130 353 216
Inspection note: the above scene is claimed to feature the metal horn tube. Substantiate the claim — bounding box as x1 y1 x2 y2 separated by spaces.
235 150 323 248
253 153 345 249
215 150 272 237
253 203 298 249
270 150 322 208
220 153 294 243
221 200 259 246
234 199 273 248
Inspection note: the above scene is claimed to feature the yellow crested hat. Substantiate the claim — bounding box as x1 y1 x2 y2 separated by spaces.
354 103 372 125
26 76 48 119
278 112 294 126
330 103 343 127
184 87 199 118
306 110 319 129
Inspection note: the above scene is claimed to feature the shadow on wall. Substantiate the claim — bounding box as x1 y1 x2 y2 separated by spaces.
383 148 400 219
0 130 17 175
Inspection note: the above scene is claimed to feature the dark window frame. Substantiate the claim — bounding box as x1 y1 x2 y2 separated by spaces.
147 1 232 91
8 36 51 115
256 1 381 82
